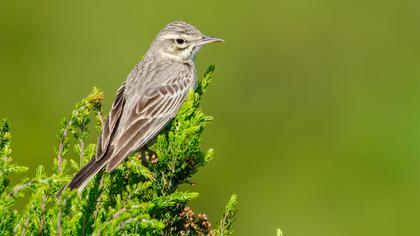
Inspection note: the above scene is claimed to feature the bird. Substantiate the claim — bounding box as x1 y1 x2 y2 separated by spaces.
64 21 223 193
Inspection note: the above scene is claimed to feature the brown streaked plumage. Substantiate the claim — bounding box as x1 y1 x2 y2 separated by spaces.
65 21 223 192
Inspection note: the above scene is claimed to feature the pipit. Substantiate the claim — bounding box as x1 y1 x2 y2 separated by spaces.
65 21 223 192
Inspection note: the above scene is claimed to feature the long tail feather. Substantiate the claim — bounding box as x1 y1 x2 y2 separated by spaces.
66 157 108 192
58 147 114 196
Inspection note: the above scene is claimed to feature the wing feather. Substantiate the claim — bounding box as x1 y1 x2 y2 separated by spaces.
96 83 126 160
105 77 192 171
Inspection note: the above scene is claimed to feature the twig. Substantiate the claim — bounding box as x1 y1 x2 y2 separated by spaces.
38 193 47 235
94 176 105 218
8 181 34 197
96 111 105 128
79 136 85 167
57 120 73 173
57 209 62 236
20 215 30 236
219 212 228 235
57 197 62 236
8 178 59 197
112 208 126 219
117 218 137 230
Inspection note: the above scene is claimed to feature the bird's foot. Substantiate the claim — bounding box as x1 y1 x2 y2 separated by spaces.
137 145 158 165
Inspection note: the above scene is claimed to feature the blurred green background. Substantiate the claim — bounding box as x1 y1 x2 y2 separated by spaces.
1 0 420 235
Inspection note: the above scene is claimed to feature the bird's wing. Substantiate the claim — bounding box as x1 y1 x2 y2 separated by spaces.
105 76 193 171
96 83 126 160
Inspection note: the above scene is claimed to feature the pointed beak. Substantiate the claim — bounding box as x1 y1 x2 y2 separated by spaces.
196 35 224 46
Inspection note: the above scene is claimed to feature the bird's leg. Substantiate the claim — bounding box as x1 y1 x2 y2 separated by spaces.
136 149 148 166
145 145 159 164
137 145 158 165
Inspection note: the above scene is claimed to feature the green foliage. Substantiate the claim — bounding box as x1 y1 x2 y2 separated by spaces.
213 194 238 236
0 66 238 235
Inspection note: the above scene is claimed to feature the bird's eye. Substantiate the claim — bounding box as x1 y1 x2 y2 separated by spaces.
176 38 185 44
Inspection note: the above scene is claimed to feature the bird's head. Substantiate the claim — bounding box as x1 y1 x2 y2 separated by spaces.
148 21 223 63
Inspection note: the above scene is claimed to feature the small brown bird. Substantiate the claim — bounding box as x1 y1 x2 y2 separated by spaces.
65 21 223 192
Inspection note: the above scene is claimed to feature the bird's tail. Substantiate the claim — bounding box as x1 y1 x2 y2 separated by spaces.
66 157 107 192
58 148 113 195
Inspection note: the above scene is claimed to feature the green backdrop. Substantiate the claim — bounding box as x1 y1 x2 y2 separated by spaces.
1 0 420 235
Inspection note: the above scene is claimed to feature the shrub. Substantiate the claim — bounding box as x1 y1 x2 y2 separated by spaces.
0 65 237 235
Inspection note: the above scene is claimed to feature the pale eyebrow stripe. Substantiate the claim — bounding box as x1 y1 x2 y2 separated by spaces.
159 34 198 41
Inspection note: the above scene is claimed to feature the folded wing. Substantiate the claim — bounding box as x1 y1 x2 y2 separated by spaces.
106 76 193 171
96 83 126 160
